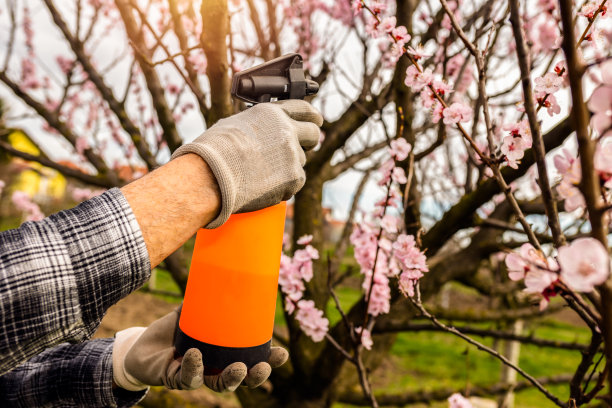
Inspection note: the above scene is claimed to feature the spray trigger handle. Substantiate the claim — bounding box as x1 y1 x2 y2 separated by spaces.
231 53 319 104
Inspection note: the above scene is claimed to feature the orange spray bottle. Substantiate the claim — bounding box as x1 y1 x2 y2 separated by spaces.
174 54 319 371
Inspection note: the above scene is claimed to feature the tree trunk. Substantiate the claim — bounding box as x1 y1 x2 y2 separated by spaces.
201 0 233 126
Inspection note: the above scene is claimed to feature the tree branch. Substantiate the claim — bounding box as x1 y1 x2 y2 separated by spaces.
116 0 182 153
0 139 117 188
42 0 157 169
509 0 565 247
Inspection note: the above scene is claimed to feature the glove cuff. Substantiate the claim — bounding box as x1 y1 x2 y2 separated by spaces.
113 327 149 392
171 129 243 229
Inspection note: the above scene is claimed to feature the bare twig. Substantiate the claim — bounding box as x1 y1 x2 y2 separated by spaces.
508 0 565 247
409 284 567 407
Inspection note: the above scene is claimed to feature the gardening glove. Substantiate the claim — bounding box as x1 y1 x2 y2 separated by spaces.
112 308 289 392
171 99 323 228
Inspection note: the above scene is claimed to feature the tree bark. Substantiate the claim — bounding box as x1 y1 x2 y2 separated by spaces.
201 0 233 126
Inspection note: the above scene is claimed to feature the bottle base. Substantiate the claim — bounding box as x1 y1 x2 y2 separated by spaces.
174 327 271 371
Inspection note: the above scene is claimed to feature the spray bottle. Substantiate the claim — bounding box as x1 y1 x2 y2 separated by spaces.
174 54 319 372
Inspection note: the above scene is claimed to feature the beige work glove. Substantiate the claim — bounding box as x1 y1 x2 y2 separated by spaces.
112 308 289 392
171 100 323 228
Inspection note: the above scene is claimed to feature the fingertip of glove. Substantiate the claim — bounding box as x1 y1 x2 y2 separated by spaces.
181 348 204 389
245 362 271 388
275 99 324 127
268 347 289 368
222 362 248 392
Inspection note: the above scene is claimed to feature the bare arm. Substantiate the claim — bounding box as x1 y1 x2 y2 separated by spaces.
121 154 221 268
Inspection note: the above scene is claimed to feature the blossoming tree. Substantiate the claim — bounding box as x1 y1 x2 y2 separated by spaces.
1 0 612 407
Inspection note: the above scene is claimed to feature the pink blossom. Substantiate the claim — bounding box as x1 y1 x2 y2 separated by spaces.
442 102 472 125
558 238 610 292
56 56 74 74
554 149 585 211
524 269 558 295
580 2 601 19
540 93 561 117
363 268 391 315
365 18 381 38
355 326 373 350
501 135 527 168
536 19 560 50
393 234 428 297
535 72 563 94
505 244 559 300
391 166 407 184
188 53 207 74
380 16 397 33
351 0 363 15
166 83 180 95
588 83 612 137
0 180 5 195
448 393 473 408
503 120 533 147
295 300 329 342
554 149 581 183
12 191 44 221
21 58 40 90
381 214 399 233
595 142 612 188
432 102 444 123
390 138 412 161
392 25 410 44
297 234 313 245
404 66 432 91
378 159 395 186
557 180 586 211
407 45 430 61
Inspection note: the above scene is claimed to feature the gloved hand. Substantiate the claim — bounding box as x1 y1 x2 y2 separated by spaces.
112 308 288 392
171 100 323 228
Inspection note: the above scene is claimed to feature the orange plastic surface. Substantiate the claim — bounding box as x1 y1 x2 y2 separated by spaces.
180 202 287 348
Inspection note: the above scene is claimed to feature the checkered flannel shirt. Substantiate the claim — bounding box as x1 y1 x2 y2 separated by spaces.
0 188 151 407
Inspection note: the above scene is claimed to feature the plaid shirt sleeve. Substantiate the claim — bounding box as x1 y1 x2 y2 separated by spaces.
0 338 147 407
0 188 151 375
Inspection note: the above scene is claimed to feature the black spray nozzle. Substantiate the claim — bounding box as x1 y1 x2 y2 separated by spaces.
231 53 319 104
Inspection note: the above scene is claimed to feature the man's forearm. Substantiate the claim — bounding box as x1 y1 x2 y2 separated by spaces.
121 154 221 268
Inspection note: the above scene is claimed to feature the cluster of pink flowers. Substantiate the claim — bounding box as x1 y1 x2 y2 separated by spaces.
352 0 412 65
351 223 393 316
12 191 44 222
500 120 533 169
351 138 429 317
506 238 610 309
279 234 329 342
295 300 329 342
404 65 472 127
394 234 428 297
